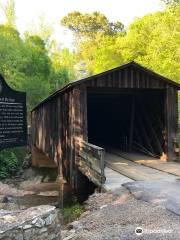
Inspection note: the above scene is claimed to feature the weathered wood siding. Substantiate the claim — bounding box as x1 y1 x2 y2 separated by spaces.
82 66 167 89
31 97 61 167
31 64 179 188
166 86 179 160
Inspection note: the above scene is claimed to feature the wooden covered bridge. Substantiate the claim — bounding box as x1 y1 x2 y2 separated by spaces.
31 62 180 189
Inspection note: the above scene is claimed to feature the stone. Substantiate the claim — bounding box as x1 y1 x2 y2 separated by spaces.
45 214 56 225
0 205 60 240
24 229 32 240
48 233 56 239
14 233 23 240
61 230 69 238
69 220 82 231
63 229 76 240
39 227 47 233
32 218 38 224
23 224 32 230
34 217 45 228
100 204 108 209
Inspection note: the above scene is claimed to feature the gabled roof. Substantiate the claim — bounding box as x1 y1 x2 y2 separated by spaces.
32 61 180 111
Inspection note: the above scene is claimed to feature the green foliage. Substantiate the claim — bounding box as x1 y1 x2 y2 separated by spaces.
0 0 16 27
27 15 53 46
0 149 19 179
62 6 180 83
61 5 180 127
0 24 52 110
61 11 125 38
62 203 85 223
119 7 180 82
161 0 180 6
0 24 74 111
49 44 76 91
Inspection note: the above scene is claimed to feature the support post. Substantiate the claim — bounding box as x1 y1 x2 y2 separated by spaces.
129 95 135 152
166 87 179 161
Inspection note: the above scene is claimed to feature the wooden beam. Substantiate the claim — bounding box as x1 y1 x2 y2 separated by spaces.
135 102 154 154
140 101 163 155
129 95 135 152
166 87 179 161
32 145 57 168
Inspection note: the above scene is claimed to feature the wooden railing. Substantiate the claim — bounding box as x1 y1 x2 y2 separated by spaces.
75 139 106 187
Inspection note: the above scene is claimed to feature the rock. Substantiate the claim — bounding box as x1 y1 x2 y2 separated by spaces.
24 229 32 240
39 227 47 233
0 195 5 203
0 205 60 240
45 213 56 225
63 229 76 240
100 204 108 209
2 195 14 203
23 224 32 230
14 233 23 240
61 230 69 238
34 217 45 228
69 220 82 231
32 218 38 224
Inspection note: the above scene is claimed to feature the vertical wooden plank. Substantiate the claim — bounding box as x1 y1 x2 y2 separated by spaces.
69 91 73 184
124 68 128 87
114 71 118 88
146 75 150 88
166 86 178 160
107 73 112 87
141 72 146 88
129 95 135 151
121 69 125 87
118 70 122 87
130 68 134 88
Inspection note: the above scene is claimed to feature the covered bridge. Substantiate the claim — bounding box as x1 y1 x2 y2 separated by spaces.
31 61 180 189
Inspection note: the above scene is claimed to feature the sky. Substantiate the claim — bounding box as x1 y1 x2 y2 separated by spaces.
0 0 162 47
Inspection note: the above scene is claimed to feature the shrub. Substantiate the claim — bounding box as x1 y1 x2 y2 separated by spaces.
0 149 19 179
62 203 85 223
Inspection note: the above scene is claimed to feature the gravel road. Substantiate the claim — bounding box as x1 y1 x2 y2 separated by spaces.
62 187 180 240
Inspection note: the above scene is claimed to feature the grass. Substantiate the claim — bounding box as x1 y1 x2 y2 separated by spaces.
62 203 85 223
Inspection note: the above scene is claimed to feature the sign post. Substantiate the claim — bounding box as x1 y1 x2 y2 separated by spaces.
0 74 27 149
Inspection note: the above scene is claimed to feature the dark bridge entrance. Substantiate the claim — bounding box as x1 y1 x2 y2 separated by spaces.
87 88 166 159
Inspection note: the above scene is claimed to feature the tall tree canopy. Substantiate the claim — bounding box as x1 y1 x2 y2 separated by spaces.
0 0 16 27
0 0 75 111
61 5 180 83
61 11 125 38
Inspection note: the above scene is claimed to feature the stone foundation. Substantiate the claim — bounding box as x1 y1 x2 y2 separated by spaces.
0 205 60 240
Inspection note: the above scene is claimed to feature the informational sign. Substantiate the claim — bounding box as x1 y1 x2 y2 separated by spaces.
0 74 27 149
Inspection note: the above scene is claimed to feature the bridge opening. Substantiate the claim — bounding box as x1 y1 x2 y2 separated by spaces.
87 88 166 159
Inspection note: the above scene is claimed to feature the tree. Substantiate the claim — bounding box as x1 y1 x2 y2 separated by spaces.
0 0 16 27
161 0 180 6
61 11 125 75
49 41 76 92
27 15 53 46
118 7 180 82
22 34 52 109
61 11 125 38
0 25 25 89
0 24 52 110
62 6 180 82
